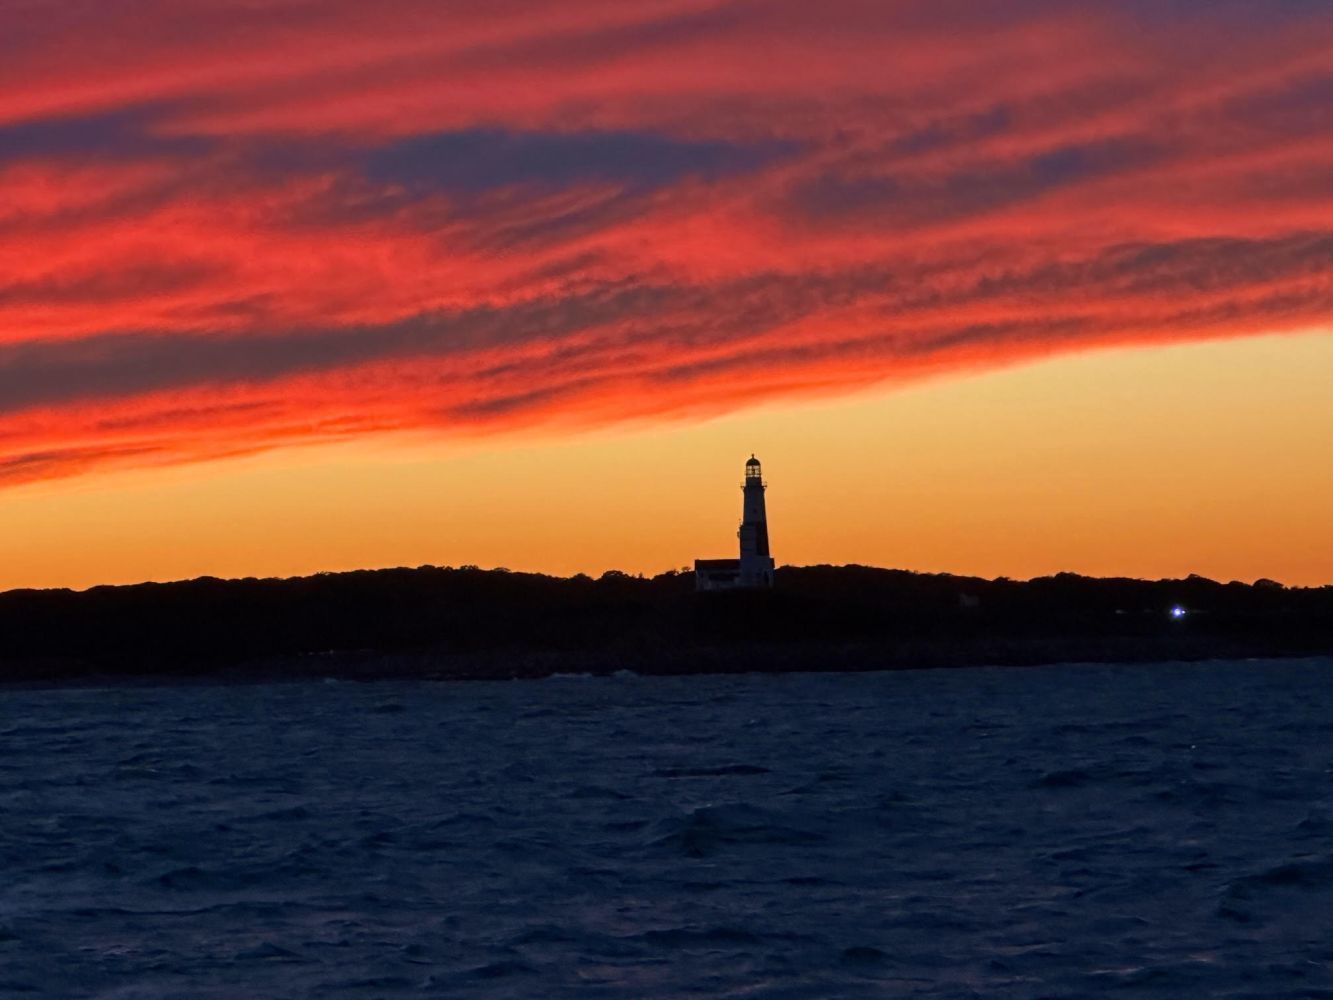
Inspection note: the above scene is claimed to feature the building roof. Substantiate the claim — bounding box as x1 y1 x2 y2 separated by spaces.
746 455 760 466
694 558 741 571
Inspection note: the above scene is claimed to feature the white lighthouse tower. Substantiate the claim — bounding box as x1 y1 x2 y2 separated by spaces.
738 455 775 587
694 455 776 590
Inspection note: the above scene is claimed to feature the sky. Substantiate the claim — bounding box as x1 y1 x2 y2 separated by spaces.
1 0 1331 590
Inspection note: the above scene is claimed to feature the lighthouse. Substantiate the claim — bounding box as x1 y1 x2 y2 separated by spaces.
694 455 776 591
738 455 775 587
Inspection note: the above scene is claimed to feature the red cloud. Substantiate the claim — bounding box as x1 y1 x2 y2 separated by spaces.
0 1 1331 484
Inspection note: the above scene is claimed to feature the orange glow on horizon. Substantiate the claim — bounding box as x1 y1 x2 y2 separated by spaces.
3 330 1330 592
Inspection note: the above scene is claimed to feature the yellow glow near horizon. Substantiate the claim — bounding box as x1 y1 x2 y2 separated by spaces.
2 328 1330 591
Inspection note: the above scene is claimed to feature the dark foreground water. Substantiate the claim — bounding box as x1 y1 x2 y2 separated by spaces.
3 659 1333 998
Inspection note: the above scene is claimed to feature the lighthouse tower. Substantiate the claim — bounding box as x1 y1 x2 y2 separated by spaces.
738 455 775 587
693 455 777 590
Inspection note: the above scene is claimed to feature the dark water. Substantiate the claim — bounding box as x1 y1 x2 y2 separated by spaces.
2 659 1333 998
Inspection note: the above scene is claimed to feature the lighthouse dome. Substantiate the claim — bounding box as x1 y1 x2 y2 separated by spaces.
746 455 761 467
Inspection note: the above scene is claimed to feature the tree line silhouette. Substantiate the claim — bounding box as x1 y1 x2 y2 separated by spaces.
1 565 1329 683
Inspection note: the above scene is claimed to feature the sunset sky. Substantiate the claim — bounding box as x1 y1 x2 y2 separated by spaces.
2 0 1331 590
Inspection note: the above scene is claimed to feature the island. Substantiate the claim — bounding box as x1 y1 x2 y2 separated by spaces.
1 565 1329 685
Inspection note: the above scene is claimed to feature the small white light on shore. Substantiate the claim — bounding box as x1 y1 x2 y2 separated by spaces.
1170 606 1187 619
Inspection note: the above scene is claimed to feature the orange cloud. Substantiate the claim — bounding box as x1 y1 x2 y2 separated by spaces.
1 1 1331 485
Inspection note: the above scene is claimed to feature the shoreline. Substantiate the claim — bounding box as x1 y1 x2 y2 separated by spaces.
6 636 1328 693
